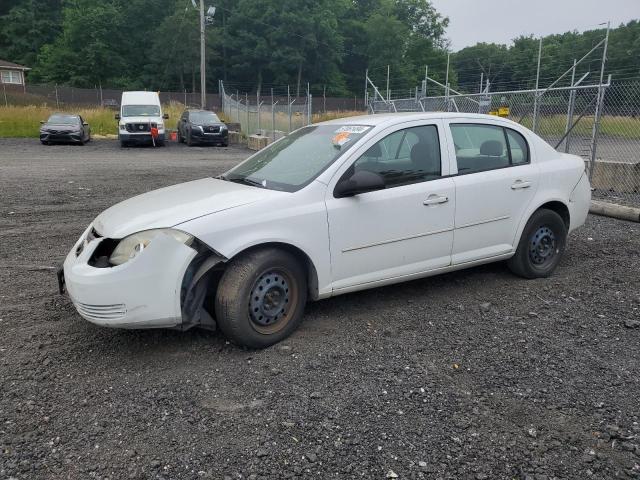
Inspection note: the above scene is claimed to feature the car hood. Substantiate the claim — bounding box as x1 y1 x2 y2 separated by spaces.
93 178 280 238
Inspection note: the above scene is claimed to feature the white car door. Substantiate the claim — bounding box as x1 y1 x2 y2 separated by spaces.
445 121 539 264
325 120 455 292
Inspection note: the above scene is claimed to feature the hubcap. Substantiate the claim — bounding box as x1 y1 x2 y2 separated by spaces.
529 226 557 266
249 271 291 330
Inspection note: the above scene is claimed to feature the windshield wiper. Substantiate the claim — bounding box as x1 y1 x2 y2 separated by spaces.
226 177 265 188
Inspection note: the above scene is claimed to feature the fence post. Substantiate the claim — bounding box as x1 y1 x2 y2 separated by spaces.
245 92 249 134
236 90 240 127
589 23 610 182
386 65 390 102
308 93 312 125
288 85 292 133
55 84 59 108
320 85 324 113
532 38 543 133
564 59 577 153
364 69 368 111
272 100 278 142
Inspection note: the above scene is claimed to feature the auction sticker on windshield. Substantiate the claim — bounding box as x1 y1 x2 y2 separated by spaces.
334 126 371 134
332 125 371 148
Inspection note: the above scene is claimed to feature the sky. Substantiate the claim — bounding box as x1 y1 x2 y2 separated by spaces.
430 0 640 51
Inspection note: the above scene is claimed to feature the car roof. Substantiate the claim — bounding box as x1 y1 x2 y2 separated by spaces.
121 91 160 102
186 109 218 114
318 112 523 129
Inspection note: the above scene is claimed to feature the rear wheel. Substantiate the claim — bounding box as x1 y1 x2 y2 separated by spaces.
215 248 307 348
507 209 567 279
177 128 183 143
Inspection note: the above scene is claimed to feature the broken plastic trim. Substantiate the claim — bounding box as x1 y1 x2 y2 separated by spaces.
179 240 227 331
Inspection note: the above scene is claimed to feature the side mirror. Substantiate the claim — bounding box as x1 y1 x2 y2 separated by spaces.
40 120 45 124
83 122 89 126
114 113 120 120
163 113 169 119
334 170 385 198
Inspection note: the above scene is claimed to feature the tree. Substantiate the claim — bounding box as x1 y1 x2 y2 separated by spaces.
0 0 62 68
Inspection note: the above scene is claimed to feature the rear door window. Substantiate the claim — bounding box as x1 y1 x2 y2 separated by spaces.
451 124 509 174
505 128 529 165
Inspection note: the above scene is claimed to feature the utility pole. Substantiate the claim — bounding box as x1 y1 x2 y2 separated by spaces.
199 0 206 109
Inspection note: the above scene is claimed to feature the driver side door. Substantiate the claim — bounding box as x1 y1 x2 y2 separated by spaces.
325 120 456 293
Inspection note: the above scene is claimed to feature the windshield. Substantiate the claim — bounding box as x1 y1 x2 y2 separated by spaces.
47 114 79 125
224 124 372 192
122 105 160 117
190 111 220 123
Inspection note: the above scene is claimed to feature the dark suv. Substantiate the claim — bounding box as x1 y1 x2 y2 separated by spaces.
177 110 228 147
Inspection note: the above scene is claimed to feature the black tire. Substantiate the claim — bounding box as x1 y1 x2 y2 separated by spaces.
177 128 183 143
221 142 228 147
215 248 307 348
508 208 567 279
186 131 194 146
120 141 128 148
41 140 49 145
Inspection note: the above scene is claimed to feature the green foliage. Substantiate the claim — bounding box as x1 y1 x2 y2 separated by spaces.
0 0 451 96
453 21 640 93
0 0 638 98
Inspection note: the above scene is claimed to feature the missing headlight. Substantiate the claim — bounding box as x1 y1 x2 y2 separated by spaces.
88 238 119 268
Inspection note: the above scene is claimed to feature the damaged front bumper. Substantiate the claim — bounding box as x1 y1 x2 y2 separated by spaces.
62 226 200 329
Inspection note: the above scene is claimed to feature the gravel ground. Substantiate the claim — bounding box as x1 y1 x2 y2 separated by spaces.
1 138 639 480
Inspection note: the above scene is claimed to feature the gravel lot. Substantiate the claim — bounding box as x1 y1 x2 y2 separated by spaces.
1 138 640 480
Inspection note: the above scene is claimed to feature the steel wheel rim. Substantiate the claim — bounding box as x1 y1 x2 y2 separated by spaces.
248 269 296 334
529 225 557 266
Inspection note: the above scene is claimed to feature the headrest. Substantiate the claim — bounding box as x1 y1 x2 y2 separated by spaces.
410 142 431 164
480 140 503 157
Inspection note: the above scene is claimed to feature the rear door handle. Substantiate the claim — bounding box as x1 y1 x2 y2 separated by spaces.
511 180 532 190
423 194 449 205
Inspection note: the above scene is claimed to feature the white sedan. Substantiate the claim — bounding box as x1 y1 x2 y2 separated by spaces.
60 113 591 348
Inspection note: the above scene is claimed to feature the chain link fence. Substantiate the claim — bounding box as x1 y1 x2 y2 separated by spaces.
0 82 221 109
219 81 312 138
369 80 640 208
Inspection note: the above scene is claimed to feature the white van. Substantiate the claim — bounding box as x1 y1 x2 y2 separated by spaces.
115 91 168 147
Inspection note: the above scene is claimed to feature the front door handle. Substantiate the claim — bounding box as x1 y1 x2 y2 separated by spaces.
511 180 532 190
423 194 449 206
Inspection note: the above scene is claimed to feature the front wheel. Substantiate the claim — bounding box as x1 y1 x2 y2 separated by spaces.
508 209 567 279
215 248 307 348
